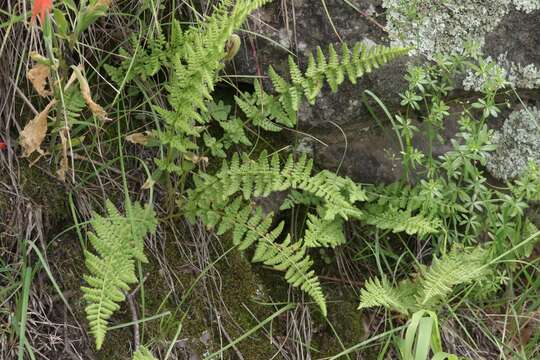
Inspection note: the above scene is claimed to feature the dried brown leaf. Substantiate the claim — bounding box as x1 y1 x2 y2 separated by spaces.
20 100 57 157
71 65 109 121
27 63 52 97
57 127 69 181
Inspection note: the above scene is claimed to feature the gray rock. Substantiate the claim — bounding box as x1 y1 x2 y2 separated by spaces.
231 2 540 183
230 0 410 128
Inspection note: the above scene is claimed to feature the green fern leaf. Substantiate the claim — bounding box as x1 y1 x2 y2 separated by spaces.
82 200 156 350
358 277 415 315
132 346 158 360
253 235 327 316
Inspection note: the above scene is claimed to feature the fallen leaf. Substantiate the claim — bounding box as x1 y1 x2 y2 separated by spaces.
184 153 209 165
56 127 69 181
126 132 150 145
27 63 52 97
71 65 109 121
20 100 57 157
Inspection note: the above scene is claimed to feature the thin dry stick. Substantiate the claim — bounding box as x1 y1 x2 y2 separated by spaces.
124 291 140 351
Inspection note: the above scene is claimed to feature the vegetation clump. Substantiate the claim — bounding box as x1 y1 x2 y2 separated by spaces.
4 0 540 359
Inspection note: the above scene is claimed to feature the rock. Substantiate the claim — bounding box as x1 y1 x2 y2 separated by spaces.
231 1 540 183
230 0 410 128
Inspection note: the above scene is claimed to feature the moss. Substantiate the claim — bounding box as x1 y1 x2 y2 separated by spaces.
216 248 281 359
19 164 68 226
311 290 366 357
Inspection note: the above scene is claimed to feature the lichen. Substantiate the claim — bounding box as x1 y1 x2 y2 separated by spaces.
486 107 540 181
463 53 540 90
512 0 540 13
383 0 538 57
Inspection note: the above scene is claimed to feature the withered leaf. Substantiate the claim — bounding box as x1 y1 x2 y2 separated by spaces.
20 100 57 157
56 127 69 181
71 65 109 121
27 63 52 97
126 132 150 145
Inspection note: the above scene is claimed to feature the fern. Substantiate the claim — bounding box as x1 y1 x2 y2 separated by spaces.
361 204 441 237
253 235 327 315
81 200 157 350
235 43 410 130
303 214 346 248
416 246 489 306
186 151 367 315
358 246 491 314
358 277 415 315
57 87 86 126
152 0 270 173
187 151 365 224
104 30 167 86
132 346 158 360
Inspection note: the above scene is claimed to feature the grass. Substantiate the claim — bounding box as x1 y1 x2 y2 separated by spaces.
1 0 540 359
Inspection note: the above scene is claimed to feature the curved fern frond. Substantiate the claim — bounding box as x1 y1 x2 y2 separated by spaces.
186 152 367 316
82 200 156 350
187 151 364 223
417 246 489 306
358 246 491 314
253 235 327 316
236 43 410 130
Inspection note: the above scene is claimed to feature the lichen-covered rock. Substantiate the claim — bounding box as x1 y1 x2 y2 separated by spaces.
487 107 540 181
230 0 411 127
232 1 540 183
383 0 508 56
483 9 540 89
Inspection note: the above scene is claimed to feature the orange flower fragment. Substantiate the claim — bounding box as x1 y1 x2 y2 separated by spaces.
31 0 53 25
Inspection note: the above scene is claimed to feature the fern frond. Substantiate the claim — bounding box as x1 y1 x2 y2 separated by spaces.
303 214 345 248
82 200 156 350
237 43 409 129
132 346 158 360
361 204 441 236
57 87 86 126
187 151 364 223
253 235 327 316
358 276 415 315
417 246 489 306
358 246 491 314
186 152 367 316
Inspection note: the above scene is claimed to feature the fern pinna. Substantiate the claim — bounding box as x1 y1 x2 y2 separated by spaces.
235 43 410 131
82 200 157 350
186 151 367 315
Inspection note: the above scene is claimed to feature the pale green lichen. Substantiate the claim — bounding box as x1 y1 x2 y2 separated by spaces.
463 53 540 90
512 0 540 13
383 0 539 57
486 107 540 181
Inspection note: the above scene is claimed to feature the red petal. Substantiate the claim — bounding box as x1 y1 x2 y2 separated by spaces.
31 0 53 24
0 142 6 151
